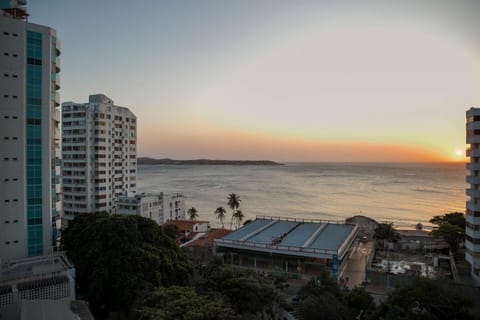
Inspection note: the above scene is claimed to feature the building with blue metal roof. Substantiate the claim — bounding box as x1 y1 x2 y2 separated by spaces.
214 216 358 278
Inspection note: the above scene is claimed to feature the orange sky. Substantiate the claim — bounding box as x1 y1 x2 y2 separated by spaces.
140 126 451 162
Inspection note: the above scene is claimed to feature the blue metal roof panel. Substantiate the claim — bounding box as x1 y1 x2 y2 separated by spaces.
280 223 320 247
248 221 298 244
310 224 355 251
222 219 273 241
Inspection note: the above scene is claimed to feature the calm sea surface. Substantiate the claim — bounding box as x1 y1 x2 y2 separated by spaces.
137 162 466 229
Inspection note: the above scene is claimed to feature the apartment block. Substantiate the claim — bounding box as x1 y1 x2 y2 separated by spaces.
0 0 62 260
466 107 480 285
115 192 186 225
62 94 136 218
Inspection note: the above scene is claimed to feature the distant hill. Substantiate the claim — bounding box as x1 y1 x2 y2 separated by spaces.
138 157 283 166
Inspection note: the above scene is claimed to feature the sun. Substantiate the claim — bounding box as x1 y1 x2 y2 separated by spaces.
456 149 463 157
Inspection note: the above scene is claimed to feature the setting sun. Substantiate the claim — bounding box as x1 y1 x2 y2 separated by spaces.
456 149 464 156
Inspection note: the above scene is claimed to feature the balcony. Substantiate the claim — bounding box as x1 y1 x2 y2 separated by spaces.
55 74 60 90
467 189 480 198
55 58 60 73
467 135 480 144
467 176 480 184
466 163 480 170
55 38 61 56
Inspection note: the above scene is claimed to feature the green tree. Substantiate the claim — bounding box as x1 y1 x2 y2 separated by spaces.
430 212 465 254
233 209 245 229
61 213 194 318
214 206 227 228
297 269 375 320
297 270 349 320
137 286 238 320
227 193 241 229
374 222 400 244
367 278 474 320
188 207 199 220
197 260 285 318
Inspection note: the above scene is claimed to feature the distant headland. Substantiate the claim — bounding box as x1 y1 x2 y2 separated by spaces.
138 157 283 166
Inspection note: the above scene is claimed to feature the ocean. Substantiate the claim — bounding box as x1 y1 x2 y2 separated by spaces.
137 162 466 229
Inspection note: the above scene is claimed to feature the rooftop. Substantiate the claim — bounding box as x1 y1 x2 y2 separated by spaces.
183 228 233 248
0 252 74 285
165 219 209 232
216 216 358 259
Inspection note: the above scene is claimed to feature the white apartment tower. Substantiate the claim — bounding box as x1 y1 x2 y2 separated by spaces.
466 107 480 285
0 0 62 260
62 94 137 218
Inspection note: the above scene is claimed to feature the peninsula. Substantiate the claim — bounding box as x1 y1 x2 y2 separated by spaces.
138 157 283 166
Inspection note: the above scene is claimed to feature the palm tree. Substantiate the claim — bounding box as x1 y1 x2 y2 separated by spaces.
214 206 227 228
227 193 241 229
233 209 245 229
187 207 198 220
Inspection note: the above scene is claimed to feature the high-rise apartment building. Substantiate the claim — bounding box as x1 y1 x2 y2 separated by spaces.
62 94 137 218
0 0 62 260
466 107 480 285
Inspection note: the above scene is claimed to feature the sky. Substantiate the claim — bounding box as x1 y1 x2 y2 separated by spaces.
29 0 480 162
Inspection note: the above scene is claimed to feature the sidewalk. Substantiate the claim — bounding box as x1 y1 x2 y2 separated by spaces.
340 240 375 288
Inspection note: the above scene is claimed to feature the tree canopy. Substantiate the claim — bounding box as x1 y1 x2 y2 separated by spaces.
188 207 199 220
430 212 465 254
296 270 373 320
196 259 285 319
374 222 400 242
136 286 238 320
367 278 474 320
61 213 194 317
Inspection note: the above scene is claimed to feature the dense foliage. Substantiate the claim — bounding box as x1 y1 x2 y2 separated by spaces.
137 286 238 320
297 271 476 320
367 278 474 320
62 213 284 319
374 222 400 243
196 259 285 319
61 212 194 317
430 212 466 254
297 270 373 320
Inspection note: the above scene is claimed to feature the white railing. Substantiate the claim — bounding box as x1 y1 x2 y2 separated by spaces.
215 238 338 256
256 215 347 225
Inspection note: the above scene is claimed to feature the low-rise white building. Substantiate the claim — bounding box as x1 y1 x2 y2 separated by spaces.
161 193 186 223
0 252 76 309
115 192 186 225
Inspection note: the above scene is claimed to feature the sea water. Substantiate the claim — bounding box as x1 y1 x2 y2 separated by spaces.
137 162 465 228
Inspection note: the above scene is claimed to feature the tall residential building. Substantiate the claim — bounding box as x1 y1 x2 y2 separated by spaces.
0 0 62 260
62 94 137 218
466 107 480 285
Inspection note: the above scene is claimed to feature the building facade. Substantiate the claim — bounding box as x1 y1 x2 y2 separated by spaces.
466 107 480 285
62 94 137 218
116 193 163 224
215 216 358 279
161 193 186 223
0 252 76 309
115 192 186 225
0 0 62 260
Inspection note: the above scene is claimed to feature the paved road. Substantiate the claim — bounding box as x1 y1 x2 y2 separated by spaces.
340 240 375 288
